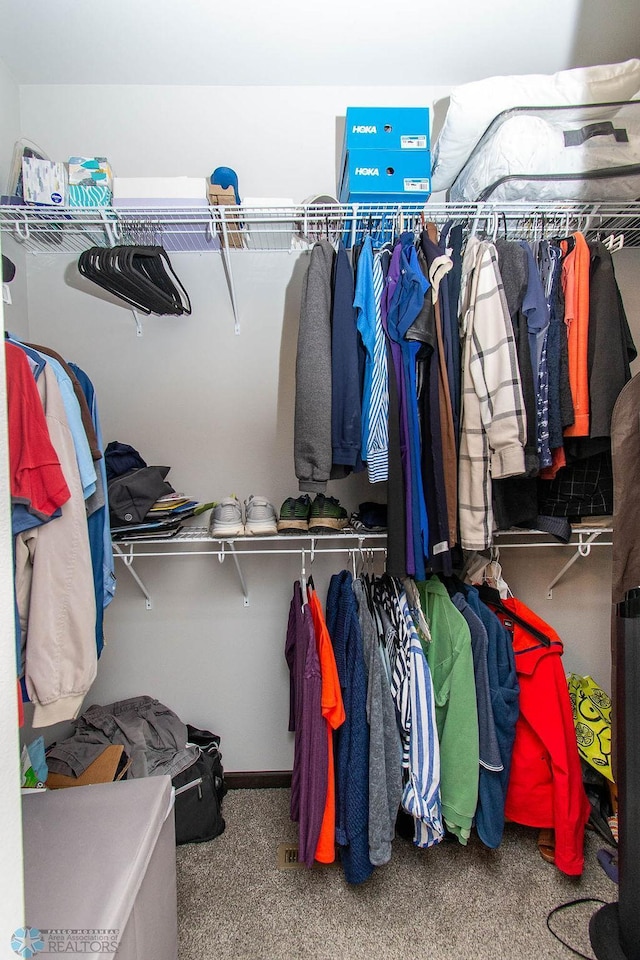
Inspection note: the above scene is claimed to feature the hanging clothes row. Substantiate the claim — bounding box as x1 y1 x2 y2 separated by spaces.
284 565 589 884
5 334 115 727
293 222 636 577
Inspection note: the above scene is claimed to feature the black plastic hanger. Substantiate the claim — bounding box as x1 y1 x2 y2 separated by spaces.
78 243 191 316
477 583 551 646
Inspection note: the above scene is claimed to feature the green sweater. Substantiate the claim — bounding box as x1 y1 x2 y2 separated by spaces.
417 577 479 843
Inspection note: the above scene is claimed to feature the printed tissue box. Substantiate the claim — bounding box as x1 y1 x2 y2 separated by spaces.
68 156 113 206
21 157 67 205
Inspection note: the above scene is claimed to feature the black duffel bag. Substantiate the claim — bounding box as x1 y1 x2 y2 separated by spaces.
172 725 227 845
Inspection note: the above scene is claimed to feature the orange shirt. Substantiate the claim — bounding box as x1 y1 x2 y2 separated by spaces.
562 233 590 438
308 587 345 863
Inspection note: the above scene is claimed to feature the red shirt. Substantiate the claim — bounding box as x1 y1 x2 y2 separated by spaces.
5 342 70 517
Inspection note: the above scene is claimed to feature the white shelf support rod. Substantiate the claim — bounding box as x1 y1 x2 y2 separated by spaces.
546 530 602 599
217 207 241 335
113 543 153 609
100 208 121 248
350 204 359 250
227 542 250 607
131 308 143 337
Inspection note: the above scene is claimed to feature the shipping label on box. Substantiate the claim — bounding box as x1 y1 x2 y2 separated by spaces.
339 148 431 203
22 158 67 205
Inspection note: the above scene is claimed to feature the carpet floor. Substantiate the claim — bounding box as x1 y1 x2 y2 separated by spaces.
175 788 616 960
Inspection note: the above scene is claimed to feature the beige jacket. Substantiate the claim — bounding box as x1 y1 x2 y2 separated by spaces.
15 361 97 726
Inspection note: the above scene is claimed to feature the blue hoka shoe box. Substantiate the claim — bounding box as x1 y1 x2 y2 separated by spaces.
342 106 430 157
339 148 431 203
339 106 431 202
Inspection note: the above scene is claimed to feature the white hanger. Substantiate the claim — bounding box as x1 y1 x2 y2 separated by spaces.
604 232 624 252
300 549 308 606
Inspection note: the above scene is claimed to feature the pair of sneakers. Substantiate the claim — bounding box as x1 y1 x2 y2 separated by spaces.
210 495 277 537
277 493 348 534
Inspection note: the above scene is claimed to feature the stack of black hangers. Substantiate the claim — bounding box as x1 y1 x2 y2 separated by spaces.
78 244 191 316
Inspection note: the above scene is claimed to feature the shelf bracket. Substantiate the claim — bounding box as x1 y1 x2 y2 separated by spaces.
217 208 241 335
546 531 602 599
219 542 250 606
131 307 143 337
113 543 153 609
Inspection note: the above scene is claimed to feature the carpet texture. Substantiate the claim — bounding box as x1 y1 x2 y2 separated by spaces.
176 788 616 960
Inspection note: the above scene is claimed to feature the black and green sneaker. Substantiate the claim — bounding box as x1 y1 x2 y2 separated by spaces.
277 495 312 534
308 494 349 534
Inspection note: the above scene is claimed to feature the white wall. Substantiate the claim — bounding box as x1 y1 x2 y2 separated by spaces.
0 57 25 958
0 56 29 337
12 83 640 771
20 84 450 203
0 56 19 190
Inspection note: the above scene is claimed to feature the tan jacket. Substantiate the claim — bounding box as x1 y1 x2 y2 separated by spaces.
15 361 97 726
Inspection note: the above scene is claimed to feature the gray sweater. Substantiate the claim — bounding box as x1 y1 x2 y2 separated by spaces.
353 579 403 866
294 240 335 492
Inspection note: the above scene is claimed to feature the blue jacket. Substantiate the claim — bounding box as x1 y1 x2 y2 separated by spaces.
464 585 520 848
326 570 373 884
331 241 364 470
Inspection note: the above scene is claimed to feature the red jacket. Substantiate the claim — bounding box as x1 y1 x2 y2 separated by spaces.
492 598 590 876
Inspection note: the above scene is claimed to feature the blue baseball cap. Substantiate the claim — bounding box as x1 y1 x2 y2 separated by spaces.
211 166 241 204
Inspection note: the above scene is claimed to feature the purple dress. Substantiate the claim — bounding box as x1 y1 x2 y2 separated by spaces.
284 580 328 866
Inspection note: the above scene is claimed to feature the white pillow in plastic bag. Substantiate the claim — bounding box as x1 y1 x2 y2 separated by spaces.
431 59 640 192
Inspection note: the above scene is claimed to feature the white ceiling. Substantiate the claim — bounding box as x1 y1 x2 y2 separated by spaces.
0 0 639 87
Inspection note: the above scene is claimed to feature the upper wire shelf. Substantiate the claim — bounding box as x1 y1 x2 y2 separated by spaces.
1 200 640 255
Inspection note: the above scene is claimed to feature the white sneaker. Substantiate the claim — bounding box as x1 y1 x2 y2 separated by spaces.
210 496 244 537
244 495 277 536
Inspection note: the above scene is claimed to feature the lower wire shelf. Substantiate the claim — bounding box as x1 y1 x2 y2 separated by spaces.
493 522 613 598
112 527 387 608
112 521 612 607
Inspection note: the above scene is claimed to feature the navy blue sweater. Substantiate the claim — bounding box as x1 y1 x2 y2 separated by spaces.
326 570 373 884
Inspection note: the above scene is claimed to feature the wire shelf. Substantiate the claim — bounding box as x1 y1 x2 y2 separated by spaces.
2 200 640 255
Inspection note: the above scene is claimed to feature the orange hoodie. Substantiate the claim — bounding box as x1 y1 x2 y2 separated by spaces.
309 587 345 863
562 232 590 437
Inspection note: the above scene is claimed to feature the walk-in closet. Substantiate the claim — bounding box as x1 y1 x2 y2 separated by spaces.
2 2 640 959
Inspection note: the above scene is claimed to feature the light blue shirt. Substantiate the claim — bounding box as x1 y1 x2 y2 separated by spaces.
33 352 97 499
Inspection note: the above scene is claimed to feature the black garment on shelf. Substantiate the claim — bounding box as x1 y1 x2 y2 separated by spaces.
537 448 614 519
108 465 174 525
104 440 148 482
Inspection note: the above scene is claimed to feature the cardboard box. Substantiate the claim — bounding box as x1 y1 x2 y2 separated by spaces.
343 106 430 152
21 157 67 205
113 177 207 201
208 184 243 248
339 148 431 203
112 178 214 251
